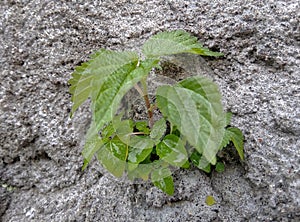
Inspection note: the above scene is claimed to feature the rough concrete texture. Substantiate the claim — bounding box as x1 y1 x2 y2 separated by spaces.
0 0 299 221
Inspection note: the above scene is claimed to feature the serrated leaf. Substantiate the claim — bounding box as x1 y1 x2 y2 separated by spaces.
92 58 158 132
205 195 216 206
151 167 174 195
219 129 232 150
68 50 103 117
69 49 139 117
156 76 225 165
157 134 188 167
225 112 232 126
142 30 223 58
150 118 167 143
227 127 244 160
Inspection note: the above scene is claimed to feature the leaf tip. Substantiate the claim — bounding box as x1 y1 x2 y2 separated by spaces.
82 159 89 171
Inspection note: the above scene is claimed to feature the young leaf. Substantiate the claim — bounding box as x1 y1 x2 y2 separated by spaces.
156 76 225 165
156 134 188 167
69 49 139 117
151 167 174 195
142 30 223 58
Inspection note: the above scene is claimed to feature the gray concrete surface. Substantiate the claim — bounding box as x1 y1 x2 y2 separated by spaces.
0 0 299 221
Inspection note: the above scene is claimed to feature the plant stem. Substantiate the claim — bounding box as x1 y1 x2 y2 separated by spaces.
134 78 154 129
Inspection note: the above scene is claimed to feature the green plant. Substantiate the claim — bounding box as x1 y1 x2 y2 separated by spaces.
69 30 244 195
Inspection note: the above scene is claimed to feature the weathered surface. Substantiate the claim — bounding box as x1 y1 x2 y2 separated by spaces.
0 0 299 221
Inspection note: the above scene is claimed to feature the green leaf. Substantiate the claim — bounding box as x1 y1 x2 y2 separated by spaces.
215 162 225 173
150 118 167 143
190 150 211 173
142 30 223 58
219 126 244 161
151 167 174 195
225 112 232 126
190 48 224 57
181 160 190 169
112 113 134 142
127 163 152 181
69 49 139 117
227 127 244 160
97 138 128 177
105 137 128 161
135 121 150 135
100 123 115 140
205 195 216 206
219 129 232 150
127 147 153 164
157 134 188 167
112 115 155 164
126 136 154 164
153 176 174 196
68 50 103 117
81 122 104 170
92 58 158 132
156 76 225 165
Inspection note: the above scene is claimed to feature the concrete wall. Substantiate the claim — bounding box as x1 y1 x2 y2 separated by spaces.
1 0 299 221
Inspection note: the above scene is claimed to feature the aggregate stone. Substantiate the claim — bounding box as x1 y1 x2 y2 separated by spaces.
1 0 299 221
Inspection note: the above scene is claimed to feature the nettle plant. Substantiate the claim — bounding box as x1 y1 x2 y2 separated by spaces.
69 30 244 195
